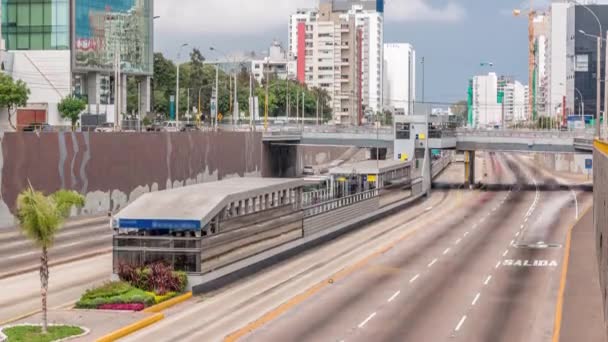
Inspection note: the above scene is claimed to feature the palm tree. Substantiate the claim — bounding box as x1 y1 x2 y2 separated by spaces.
16 186 84 333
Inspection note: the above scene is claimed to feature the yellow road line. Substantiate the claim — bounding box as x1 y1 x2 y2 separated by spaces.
96 312 164 342
552 205 592 342
143 292 192 313
224 190 470 342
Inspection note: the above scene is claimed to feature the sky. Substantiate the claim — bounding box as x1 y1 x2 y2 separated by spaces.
153 0 535 103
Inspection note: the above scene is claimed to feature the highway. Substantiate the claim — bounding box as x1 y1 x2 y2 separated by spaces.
0 216 112 324
123 152 591 342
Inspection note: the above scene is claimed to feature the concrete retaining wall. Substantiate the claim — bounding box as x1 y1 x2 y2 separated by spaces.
533 152 592 174
0 131 265 228
594 142 608 334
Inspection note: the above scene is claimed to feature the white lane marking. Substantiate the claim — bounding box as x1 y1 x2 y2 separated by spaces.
571 190 579 220
524 217 528 223
428 259 438 267
388 291 400 302
492 207 497 212
410 274 420 283
510 240 515 246
464 231 469 237
503 250 509 257
455 315 467 332
472 293 481 306
455 238 462 245
515 231 520 237
520 225 524 230
443 248 451 255
358 312 377 328
484 275 492 285
425 206 434 212
495 261 501 269
7 251 37 259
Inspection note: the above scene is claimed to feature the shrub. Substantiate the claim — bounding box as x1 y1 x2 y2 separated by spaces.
76 286 155 309
146 291 178 304
80 281 132 301
98 303 145 311
117 261 188 295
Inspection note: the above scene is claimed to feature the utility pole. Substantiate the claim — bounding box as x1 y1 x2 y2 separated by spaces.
598 35 602 138
214 63 219 130
421 57 425 103
137 81 141 132
198 88 202 126
187 88 190 121
301 89 305 129
234 73 238 127
264 60 269 131
316 96 319 126
296 90 299 124
249 72 253 129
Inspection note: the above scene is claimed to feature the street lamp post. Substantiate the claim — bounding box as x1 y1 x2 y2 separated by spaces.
176 43 189 123
575 87 584 117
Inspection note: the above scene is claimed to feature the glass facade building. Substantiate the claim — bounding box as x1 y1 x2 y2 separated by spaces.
1 0 69 50
73 0 153 75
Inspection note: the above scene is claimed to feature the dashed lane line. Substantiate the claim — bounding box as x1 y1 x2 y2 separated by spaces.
358 312 377 328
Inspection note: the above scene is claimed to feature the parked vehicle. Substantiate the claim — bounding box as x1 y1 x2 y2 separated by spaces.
94 122 114 132
161 121 180 132
22 123 52 132
180 123 199 132
303 165 315 176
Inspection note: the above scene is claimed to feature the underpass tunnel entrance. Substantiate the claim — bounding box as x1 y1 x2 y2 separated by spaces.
265 142 298 178
464 150 476 187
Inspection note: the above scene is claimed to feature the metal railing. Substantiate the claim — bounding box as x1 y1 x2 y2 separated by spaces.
456 129 594 139
303 188 379 218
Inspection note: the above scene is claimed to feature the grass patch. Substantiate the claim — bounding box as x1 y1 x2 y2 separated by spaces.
76 281 155 309
3 325 83 342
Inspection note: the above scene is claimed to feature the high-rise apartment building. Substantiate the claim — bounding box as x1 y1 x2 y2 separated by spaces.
472 72 500 127
289 0 384 124
383 43 415 115
504 80 527 123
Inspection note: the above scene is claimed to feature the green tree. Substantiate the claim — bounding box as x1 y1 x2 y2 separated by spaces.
16 187 84 334
153 53 177 116
0 73 30 130
450 100 468 125
57 96 87 131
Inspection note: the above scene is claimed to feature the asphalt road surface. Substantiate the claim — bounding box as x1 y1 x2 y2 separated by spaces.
124 152 591 342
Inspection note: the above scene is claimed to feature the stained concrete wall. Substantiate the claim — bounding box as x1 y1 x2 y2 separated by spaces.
0 131 265 228
533 152 592 174
594 143 608 334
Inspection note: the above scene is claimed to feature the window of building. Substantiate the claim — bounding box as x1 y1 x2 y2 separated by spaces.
2 0 70 50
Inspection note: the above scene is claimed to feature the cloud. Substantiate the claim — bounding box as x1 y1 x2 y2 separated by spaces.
385 0 466 23
154 0 310 35
154 0 466 37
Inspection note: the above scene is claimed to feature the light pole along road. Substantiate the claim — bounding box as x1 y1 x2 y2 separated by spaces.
122 152 591 342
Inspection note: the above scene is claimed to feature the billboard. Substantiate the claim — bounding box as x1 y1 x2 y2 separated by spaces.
72 0 153 75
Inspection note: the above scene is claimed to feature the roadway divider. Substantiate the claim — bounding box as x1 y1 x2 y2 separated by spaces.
95 312 164 342
95 291 192 342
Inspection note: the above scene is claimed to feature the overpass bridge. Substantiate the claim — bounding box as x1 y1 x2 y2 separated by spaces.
260 126 593 153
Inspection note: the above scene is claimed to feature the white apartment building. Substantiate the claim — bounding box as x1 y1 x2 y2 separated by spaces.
288 0 384 124
472 72 501 127
383 43 415 115
251 41 296 84
504 81 527 123
548 1 573 118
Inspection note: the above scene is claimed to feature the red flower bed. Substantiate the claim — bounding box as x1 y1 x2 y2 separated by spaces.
97 303 145 311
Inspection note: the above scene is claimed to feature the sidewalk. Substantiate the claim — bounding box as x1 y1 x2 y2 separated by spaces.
6 309 153 341
560 209 607 342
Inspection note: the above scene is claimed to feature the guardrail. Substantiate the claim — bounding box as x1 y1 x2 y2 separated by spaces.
456 129 593 139
303 188 379 218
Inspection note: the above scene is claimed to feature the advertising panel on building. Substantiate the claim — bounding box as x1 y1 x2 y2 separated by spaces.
72 0 153 75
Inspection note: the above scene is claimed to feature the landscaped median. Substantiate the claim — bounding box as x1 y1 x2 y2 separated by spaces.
76 262 187 312
0 324 89 342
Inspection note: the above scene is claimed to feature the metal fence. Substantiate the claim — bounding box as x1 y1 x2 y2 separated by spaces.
303 188 379 218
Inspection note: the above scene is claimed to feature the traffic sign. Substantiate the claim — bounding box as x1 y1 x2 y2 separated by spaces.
586 159 593 170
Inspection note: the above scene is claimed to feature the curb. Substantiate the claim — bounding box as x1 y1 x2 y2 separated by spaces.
95 313 164 342
551 205 592 342
0 249 111 280
143 292 192 313
95 292 192 341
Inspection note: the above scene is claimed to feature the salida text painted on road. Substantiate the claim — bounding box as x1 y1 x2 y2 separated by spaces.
502 259 559 267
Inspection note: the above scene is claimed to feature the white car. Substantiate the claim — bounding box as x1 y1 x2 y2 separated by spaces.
161 121 180 132
94 123 114 132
